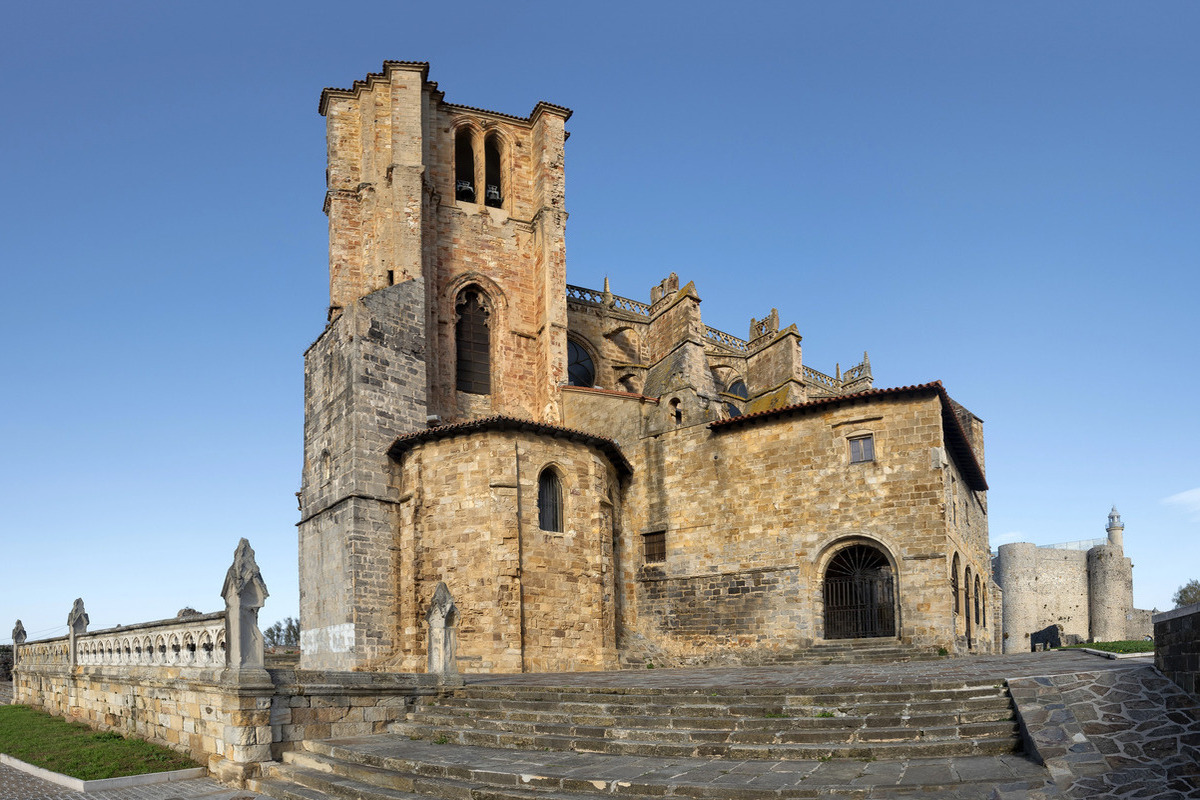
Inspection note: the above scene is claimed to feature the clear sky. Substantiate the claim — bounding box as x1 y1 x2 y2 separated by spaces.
2 1 1197 644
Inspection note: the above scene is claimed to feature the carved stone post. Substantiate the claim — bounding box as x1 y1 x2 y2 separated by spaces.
67 599 88 668
426 582 459 677
221 539 269 670
11 620 26 673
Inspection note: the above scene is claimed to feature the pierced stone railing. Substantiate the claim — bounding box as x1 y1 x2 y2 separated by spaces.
566 284 651 317
75 613 228 668
565 284 604 305
17 638 69 668
842 363 868 382
804 365 838 389
704 326 748 352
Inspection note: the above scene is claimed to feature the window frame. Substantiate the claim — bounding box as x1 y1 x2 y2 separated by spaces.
537 467 563 533
848 433 875 464
642 531 666 563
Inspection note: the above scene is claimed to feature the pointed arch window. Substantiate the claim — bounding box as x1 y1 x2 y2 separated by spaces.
456 289 491 394
484 134 504 208
538 468 563 532
567 339 595 387
455 128 476 202
728 380 749 400
974 576 982 625
951 553 961 614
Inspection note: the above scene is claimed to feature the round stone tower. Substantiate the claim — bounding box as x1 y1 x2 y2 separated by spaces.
995 541 1039 654
1087 507 1134 643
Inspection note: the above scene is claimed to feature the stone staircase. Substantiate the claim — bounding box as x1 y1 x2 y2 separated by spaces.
390 681 1020 760
249 678 1036 799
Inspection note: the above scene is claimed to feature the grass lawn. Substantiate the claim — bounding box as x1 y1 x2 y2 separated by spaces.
1060 640 1154 654
0 705 199 780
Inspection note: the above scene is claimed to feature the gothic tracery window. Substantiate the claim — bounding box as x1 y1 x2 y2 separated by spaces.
456 289 491 394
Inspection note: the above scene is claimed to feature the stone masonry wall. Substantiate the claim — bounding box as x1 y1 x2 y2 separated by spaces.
392 429 620 673
562 387 993 661
1155 602 1200 698
299 278 427 670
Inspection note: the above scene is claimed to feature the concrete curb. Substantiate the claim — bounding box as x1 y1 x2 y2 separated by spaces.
0 753 206 791
1075 648 1154 660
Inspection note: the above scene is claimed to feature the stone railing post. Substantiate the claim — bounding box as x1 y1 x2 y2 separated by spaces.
212 538 274 783
426 582 460 680
221 538 269 671
67 599 88 667
11 620 26 682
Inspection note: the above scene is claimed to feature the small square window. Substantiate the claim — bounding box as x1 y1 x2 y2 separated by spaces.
849 434 875 463
643 531 665 563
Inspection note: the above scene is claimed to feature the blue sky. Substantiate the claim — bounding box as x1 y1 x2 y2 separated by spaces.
2 2 1197 643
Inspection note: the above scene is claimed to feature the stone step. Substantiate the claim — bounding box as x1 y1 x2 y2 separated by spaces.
403 708 1017 743
246 736 1047 800
409 704 1011 729
391 720 1021 760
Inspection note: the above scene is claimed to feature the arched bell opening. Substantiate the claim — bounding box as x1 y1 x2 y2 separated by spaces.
822 542 897 639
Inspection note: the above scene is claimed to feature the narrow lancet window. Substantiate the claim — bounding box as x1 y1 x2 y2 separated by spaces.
455 129 475 202
455 289 490 394
484 134 503 208
538 468 563 532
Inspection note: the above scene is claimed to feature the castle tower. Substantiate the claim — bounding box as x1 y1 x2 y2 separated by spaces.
298 63 573 670
1106 505 1124 550
1088 507 1134 643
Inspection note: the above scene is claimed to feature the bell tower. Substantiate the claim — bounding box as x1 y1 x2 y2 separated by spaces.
299 63 572 670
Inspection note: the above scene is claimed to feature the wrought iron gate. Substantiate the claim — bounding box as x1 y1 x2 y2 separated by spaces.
823 545 896 639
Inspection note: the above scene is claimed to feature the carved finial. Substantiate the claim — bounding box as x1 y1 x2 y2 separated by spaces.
862 351 870 368
12 620 26 645
836 363 841 381
603 276 610 293
222 538 269 601
67 598 89 634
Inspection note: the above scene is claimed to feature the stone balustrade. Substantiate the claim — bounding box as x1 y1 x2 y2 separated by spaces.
69 613 227 668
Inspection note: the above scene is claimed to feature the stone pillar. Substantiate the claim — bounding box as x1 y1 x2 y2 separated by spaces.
67 599 88 667
213 539 274 782
11 620 25 678
221 538 269 671
425 582 459 678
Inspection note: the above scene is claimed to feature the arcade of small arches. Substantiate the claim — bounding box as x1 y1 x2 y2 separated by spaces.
453 124 508 209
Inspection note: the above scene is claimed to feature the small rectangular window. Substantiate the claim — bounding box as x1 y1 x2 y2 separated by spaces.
643 531 665 563
849 434 875 463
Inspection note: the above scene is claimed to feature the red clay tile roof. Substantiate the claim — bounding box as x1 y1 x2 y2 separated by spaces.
387 415 631 475
710 382 988 491
319 61 573 123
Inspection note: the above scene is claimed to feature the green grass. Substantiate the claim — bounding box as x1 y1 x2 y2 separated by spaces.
0 705 198 781
1059 640 1154 654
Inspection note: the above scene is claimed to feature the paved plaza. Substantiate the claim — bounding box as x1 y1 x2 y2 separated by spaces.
4 652 1200 798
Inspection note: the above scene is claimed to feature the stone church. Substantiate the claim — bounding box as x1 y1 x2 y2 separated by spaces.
298 62 996 674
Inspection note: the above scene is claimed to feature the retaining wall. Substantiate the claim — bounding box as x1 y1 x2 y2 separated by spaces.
1154 602 1200 699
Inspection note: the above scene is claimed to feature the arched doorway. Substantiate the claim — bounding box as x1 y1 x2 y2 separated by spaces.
823 543 896 639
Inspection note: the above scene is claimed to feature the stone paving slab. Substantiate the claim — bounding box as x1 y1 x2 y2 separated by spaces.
460 651 1146 690
0 762 267 800
1008 664 1200 800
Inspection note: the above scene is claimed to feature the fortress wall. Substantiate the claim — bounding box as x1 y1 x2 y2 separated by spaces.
1088 544 1135 643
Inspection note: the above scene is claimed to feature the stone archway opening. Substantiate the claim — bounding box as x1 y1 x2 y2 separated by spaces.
823 543 897 639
